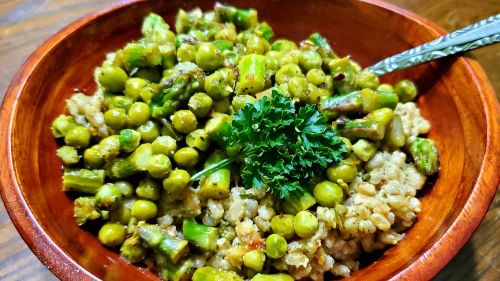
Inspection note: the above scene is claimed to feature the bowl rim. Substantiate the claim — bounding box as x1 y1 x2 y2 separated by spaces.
0 0 499 280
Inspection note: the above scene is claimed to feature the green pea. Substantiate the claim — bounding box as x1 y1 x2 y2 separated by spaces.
96 184 122 208
64 126 91 148
287 77 308 101
275 64 303 85
270 39 297 52
299 50 322 72
172 110 198 134
104 95 134 111
137 121 160 143
174 147 199 168
177 43 197 62
188 92 213 118
104 108 127 130
131 199 158 221
114 181 134 197
265 234 288 259
119 129 141 153
99 65 128 92
196 42 224 71
163 169 191 193
186 129 210 151
152 136 177 157
246 34 269 55
355 70 380 89
147 154 172 178
395 79 417 102
98 223 126 247
313 181 344 207
293 211 318 238
232 95 256 112
327 162 357 183
270 214 295 240
213 98 231 113
136 178 161 200
352 139 377 161
128 102 151 126
243 250 266 272
377 83 395 93
125 78 147 100
305 83 322 104
306 69 326 86
98 135 121 161
83 146 104 168
51 114 76 138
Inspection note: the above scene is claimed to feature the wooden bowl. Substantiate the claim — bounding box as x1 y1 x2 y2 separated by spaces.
1 0 499 280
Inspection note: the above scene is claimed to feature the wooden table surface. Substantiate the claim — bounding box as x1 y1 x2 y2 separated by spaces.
0 1 498 280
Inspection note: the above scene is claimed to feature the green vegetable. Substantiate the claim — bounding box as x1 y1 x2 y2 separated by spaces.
63 169 105 194
131 200 158 221
138 223 189 263
313 181 343 207
115 181 134 197
128 102 151 126
120 232 146 263
186 129 210 151
243 250 266 272
174 147 199 168
147 154 172 178
122 41 162 71
95 184 122 209
198 152 231 199
129 143 153 171
192 266 243 281
182 218 218 251
326 161 358 183
188 93 213 118
141 13 175 44
270 214 295 239
293 211 318 238
352 139 377 161
282 187 317 214
51 115 76 138
215 3 258 29
119 129 141 153
254 22 274 41
265 234 287 258
104 108 127 130
73 197 101 225
172 110 198 134
163 169 191 194
395 79 418 102
160 259 195 281
408 138 439 176
150 62 204 118
56 146 79 165
99 66 128 92
236 54 266 95
136 178 160 200
64 126 91 148
98 223 126 247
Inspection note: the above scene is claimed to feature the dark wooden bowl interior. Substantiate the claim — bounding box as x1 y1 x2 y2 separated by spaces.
1 0 499 280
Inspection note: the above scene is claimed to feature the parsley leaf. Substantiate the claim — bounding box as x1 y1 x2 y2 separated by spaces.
192 90 347 199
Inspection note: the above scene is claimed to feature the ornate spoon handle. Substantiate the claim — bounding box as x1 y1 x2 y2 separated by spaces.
367 14 500 76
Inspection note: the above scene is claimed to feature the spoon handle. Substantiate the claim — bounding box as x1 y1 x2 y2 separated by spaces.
367 14 500 76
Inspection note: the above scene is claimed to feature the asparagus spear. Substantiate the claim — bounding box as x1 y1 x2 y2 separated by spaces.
138 223 189 263
63 169 105 194
282 187 317 214
160 259 195 281
120 231 146 263
236 54 266 95
408 138 439 176
214 3 258 29
198 152 231 200
182 218 218 251
150 62 205 118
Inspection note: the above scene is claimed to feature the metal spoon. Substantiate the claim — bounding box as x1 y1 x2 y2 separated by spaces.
367 14 500 76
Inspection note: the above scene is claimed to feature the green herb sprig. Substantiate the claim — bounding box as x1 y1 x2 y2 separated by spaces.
192 90 347 198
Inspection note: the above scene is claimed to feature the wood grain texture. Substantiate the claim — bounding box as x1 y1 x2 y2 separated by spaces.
0 0 498 280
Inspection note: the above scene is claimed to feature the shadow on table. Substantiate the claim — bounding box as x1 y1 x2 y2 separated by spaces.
433 241 478 281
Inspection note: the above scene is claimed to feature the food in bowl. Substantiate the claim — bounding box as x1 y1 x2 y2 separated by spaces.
50 3 439 280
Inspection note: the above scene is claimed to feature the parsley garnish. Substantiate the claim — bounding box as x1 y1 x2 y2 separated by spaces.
192 90 347 198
